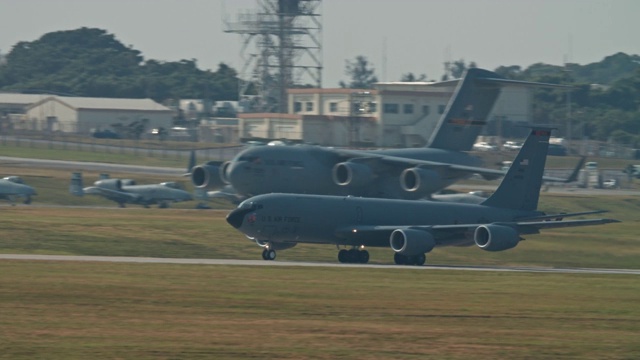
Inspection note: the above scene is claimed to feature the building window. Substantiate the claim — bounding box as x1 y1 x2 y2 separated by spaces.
294 102 302 113
438 104 446 114
329 102 338 112
383 103 399 114
369 102 377 113
403 104 414 114
422 105 430 115
306 102 313 111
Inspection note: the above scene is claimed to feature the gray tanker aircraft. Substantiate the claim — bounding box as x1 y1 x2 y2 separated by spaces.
69 173 192 208
0 176 37 205
192 68 570 202
226 127 619 265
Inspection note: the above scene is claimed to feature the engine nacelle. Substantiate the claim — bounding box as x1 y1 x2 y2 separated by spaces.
389 229 436 256
255 239 297 250
332 162 374 188
220 161 232 184
192 163 226 190
474 224 520 252
400 167 441 193
94 179 122 191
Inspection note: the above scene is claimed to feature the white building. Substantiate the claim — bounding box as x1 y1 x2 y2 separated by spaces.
23 96 173 133
0 93 50 116
236 81 533 147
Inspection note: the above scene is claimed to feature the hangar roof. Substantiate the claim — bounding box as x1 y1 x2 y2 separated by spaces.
27 96 172 112
0 93 50 105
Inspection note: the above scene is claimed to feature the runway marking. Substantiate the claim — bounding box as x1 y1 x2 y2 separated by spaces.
1 254 639 275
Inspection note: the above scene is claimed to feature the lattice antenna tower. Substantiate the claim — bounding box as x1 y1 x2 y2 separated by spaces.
225 0 322 113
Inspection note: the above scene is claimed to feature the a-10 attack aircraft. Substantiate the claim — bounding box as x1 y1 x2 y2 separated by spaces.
226 127 619 265
69 173 193 208
191 68 572 203
0 176 37 205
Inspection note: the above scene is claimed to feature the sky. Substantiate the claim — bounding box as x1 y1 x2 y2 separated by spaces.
1 0 639 87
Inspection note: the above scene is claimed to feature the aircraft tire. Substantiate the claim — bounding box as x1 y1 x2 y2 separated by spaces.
347 249 359 263
358 250 370 264
338 249 349 263
261 249 276 261
394 253 406 265
266 249 276 261
414 253 426 266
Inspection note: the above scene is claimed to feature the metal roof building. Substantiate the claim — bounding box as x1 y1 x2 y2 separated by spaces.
22 96 173 133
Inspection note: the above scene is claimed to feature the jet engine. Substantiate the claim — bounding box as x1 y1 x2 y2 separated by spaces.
332 162 374 187
474 224 520 252
399 167 441 194
389 229 436 256
191 162 226 190
255 239 297 250
94 179 122 190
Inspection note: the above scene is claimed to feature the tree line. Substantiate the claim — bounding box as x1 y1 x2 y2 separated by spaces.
1 28 639 146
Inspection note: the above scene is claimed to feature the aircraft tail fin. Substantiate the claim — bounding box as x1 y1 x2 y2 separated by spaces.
183 150 196 177
427 68 569 152
69 172 84 197
480 127 553 211
563 156 586 183
427 68 505 151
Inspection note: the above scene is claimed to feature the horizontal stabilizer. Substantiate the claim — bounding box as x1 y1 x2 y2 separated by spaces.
516 210 609 222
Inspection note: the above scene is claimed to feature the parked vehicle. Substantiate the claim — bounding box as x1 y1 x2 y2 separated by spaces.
503 141 523 151
472 142 498 151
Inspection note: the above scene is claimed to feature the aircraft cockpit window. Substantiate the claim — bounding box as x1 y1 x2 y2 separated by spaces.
238 201 262 211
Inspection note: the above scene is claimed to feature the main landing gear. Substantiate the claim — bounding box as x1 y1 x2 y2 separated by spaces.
262 248 277 261
393 253 426 266
337 248 370 264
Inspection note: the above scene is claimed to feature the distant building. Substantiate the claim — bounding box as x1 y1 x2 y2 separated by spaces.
22 96 173 134
0 93 49 116
233 81 533 147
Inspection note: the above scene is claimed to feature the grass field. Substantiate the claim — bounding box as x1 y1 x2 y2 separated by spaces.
1 261 639 359
1 144 639 359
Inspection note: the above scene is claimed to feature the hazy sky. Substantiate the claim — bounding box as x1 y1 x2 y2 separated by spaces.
1 0 638 86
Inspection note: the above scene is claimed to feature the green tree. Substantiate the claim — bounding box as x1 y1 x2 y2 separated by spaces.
400 72 428 82
0 27 239 103
339 55 378 89
442 59 477 80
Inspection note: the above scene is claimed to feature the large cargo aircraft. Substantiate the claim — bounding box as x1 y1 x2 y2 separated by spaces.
226 127 618 265
192 68 570 202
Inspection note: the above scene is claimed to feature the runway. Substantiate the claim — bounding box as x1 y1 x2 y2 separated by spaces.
2 254 639 275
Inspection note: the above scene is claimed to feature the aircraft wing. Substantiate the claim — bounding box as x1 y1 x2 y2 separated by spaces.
335 215 619 246
331 148 569 182
83 186 141 201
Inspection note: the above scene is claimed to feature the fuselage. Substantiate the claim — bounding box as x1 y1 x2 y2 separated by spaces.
228 193 538 247
0 180 37 197
85 183 192 205
224 145 484 199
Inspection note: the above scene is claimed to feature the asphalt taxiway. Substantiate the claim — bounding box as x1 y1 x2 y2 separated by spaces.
1 254 638 275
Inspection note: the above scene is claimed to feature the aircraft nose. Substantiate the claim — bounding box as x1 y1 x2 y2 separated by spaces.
226 207 254 229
